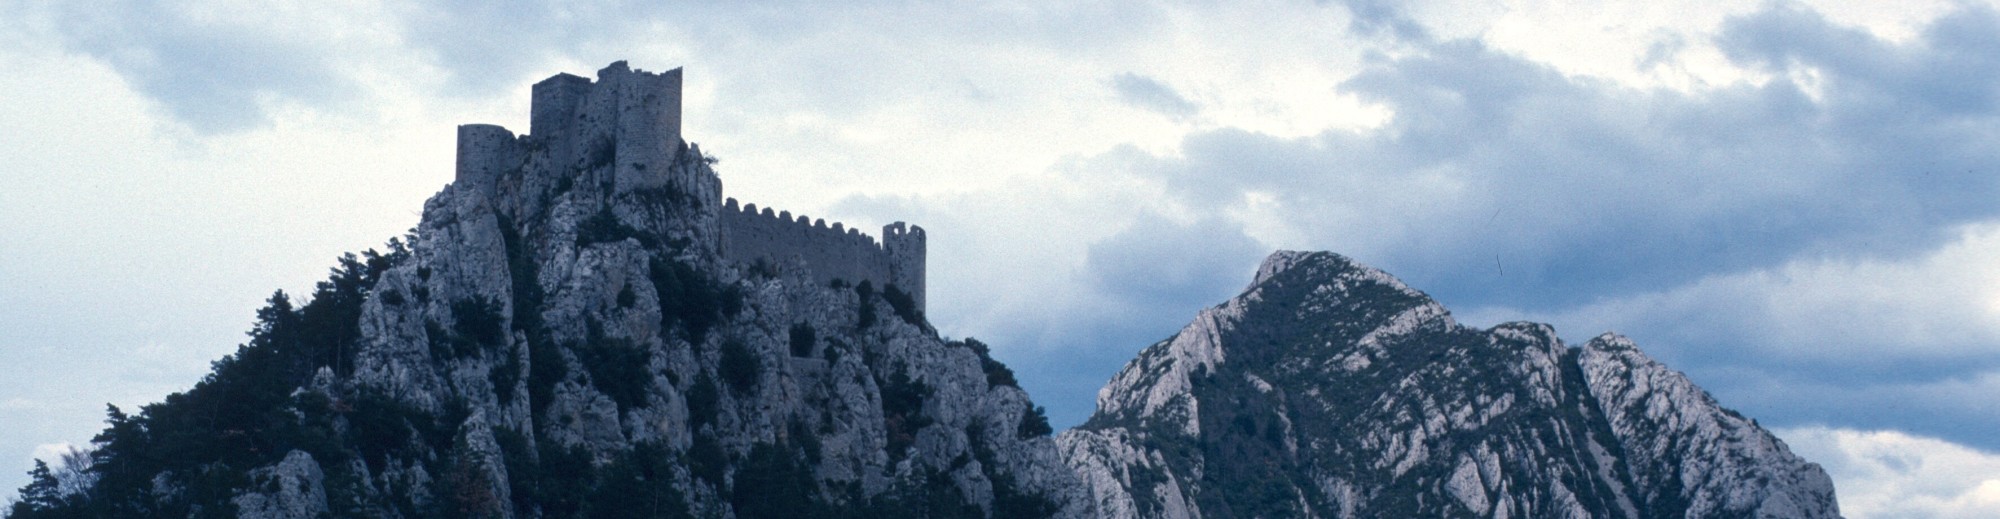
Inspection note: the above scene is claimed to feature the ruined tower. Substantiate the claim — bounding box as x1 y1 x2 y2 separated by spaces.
883 222 926 311
455 62 924 312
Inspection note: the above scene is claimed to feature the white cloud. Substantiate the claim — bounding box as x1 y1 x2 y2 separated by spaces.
1458 221 2000 449
4 0 1999 506
27 444 77 468
1778 426 2000 519
1470 221 2000 362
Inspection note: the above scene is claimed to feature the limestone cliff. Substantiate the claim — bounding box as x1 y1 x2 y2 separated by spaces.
1058 251 1841 518
7 62 1843 519
12 62 1084 519
321 62 1086 517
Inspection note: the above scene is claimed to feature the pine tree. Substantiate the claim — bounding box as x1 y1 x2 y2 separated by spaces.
8 460 66 517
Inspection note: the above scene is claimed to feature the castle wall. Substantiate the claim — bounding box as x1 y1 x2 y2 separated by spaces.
527 62 688 195
488 63 924 312
530 73 592 140
719 198 925 310
455 124 522 198
883 222 927 311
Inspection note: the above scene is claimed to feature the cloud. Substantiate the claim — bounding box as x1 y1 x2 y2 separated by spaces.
1107 3 2000 317
1111 73 1199 119
28 2 373 134
1329 0 1430 41
27 444 78 468
1022 214 1269 426
1460 221 2000 450
1778 426 2000 519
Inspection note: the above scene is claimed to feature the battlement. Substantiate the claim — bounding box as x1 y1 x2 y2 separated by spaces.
455 62 924 312
719 198 926 310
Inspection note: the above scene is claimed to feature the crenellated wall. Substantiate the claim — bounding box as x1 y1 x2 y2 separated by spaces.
718 198 925 309
457 63 924 311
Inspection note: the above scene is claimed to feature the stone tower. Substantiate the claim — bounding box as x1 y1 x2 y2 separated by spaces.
456 61 922 312
883 222 926 311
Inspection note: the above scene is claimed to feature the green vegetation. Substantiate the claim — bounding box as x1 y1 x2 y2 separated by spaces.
575 207 658 248
7 461 74 519
881 284 923 327
649 256 742 341
5 209 1062 519
956 338 1018 389
2 246 498 519
877 371 933 459
1017 405 1052 439
428 296 507 360
583 443 690 519
854 281 878 330
577 319 655 411
789 323 817 358
616 284 637 308
686 374 721 430
730 443 816 518
719 338 761 394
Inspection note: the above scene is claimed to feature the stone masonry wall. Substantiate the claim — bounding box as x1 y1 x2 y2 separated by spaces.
718 198 925 310
460 62 924 311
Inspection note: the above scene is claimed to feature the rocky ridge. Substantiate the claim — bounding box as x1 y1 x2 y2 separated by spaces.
1058 251 1841 518
312 63 1091 517
6 62 1843 519
11 62 1086 519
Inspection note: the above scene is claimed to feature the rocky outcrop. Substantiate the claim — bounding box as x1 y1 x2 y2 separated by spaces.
11 62 1839 519
1579 335 1841 518
230 451 330 519
148 61 1087 518
1059 251 1840 518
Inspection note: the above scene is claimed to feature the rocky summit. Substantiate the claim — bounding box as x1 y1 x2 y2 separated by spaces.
8 62 1839 519
6 62 1085 518
1058 251 1841 518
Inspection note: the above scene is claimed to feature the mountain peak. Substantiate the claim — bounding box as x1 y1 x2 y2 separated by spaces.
1062 251 1840 518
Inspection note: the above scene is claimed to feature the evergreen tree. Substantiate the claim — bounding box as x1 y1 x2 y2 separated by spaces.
8 459 78 518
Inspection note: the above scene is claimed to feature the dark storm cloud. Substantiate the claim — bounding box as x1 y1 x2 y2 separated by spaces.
1133 4 2000 314
1051 2 2000 447
1028 215 1268 426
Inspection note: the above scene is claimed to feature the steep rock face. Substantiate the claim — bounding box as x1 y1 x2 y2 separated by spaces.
1578 336 1841 518
324 63 1089 517
27 62 1084 518
1059 251 1839 518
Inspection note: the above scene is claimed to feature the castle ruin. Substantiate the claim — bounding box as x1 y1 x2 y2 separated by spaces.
452 61 925 310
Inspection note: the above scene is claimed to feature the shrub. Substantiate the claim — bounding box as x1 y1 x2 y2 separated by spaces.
731 443 816 518
788 323 816 358
616 284 637 308
585 443 688 519
881 285 922 326
452 297 507 347
686 374 720 430
854 281 877 330
959 338 1018 389
1018 405 1052 439
720 338 760 394
575 207 655 248
578 320 653 411
650 256 742 341
878 371 933 458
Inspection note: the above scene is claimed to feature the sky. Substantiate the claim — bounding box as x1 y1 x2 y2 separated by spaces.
2 1 1998 516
